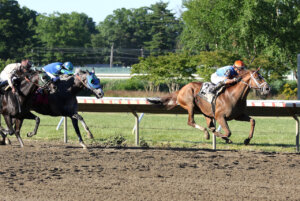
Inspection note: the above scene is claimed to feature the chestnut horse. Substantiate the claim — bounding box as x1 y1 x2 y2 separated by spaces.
148 68 270 145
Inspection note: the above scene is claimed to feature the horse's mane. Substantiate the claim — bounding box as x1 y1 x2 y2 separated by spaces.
238 68 255 78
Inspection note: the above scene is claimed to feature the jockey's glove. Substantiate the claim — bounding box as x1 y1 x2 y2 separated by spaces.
52 77 60 82
233 77 242 82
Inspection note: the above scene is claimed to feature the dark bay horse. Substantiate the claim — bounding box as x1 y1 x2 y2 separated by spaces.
28 69 104 149
0 70 40 147
148 68 270 145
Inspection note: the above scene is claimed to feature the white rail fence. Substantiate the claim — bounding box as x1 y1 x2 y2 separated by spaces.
59 97 300 152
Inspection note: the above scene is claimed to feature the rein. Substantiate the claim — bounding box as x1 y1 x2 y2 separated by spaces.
75 74 90 89
240 71 267 90
24 74 44 88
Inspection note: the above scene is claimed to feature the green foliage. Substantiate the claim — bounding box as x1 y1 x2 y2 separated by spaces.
0 58 17 71
105 134 127 147
92 2 182 65
139 137 149 148
101 78 146 91
0 0 38 60
282 83 297 100
143 2 182 55
34 12 96 65
191 50 240 82
181 0 300 72
132 52 196 92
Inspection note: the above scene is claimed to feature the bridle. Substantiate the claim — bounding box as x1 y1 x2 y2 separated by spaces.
75 73 90 89
22 72 45 89
240 70 268 91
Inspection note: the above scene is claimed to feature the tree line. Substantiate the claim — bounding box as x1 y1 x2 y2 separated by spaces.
1 0 300 91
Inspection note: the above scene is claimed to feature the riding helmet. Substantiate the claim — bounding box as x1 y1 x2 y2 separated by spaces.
233 60 245 68
62 62 73 71
61 62 74 74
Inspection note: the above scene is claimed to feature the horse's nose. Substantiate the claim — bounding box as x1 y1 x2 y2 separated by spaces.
263 84 271 94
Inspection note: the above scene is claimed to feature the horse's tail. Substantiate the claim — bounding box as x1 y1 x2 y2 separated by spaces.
147 91 179 110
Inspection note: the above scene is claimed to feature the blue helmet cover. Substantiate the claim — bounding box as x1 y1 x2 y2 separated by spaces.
87 73 101 89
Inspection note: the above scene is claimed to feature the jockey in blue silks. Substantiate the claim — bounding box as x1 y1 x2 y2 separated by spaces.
42 62 74 82
209 60 245 95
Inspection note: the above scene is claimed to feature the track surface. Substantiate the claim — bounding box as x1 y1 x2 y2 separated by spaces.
0 139 300 201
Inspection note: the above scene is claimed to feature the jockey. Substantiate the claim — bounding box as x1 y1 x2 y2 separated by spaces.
42 61 74 82
209 60 245 95
0 59 32 93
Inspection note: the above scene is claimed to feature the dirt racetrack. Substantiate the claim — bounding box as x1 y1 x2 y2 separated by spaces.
1 139 300 201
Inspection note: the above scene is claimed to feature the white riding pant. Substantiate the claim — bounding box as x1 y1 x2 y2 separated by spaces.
210 73 226 85
42 68 56 79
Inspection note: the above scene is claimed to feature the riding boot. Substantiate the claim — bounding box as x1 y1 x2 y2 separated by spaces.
210 81 225 94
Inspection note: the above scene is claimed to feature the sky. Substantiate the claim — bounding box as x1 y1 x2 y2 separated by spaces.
17 0 184 24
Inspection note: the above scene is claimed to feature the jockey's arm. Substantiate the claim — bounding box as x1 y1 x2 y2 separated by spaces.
223 77 241 85
7 67 22 93
45 71 56 79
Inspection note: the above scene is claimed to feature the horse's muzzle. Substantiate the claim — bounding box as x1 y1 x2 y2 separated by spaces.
94 88 104 99
261 83 271 95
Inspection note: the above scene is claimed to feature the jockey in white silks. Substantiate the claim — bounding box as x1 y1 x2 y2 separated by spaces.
0 59 32 93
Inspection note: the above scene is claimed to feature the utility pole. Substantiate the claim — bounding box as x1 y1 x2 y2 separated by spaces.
110 43 114 68
297 54 300 99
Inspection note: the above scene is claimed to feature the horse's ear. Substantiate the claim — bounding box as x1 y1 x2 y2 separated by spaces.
75 68 80 74
257 66 261 72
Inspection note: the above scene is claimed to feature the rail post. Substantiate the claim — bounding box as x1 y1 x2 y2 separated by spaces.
132 112 139 146
212 120 217 150
293 115 299 152
297 54 300 100
64 117 68 143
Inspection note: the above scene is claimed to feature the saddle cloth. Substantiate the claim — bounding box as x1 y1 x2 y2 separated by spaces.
197 82 215 103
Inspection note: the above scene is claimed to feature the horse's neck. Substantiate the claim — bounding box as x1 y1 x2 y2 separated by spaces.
225 78 251 105
20 78 37 97
69 76 84 95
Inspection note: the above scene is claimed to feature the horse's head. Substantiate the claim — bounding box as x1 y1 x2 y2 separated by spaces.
240 68 270 95
14 69 40 96
75 68 104 99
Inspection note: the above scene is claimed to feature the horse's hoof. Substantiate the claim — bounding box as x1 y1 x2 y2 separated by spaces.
27 132 35 137
226 139 232 144
80 142 88 149
244 138 250 145
87 132 94 139
204 129 210 140
5 138 11 145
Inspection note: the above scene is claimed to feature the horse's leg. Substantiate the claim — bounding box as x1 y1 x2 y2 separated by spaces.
70 116 87 149
72 114 94 139
14 119 24 148
2 115 15 136
214 116 232 144
26 113 40 137
234 114 255 145
185 106 210 140
205 117 216 132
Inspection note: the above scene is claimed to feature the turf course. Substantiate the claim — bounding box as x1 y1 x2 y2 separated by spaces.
5 112 298 152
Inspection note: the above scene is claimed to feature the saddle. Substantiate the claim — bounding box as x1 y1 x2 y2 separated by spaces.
197 82 224 103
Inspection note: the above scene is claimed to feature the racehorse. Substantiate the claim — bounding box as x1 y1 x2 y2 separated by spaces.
148 68 270 145
27 68 104 149
0 69 40 147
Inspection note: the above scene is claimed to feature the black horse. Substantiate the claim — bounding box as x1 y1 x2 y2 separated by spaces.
27 69 104 149
0 69 40 147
